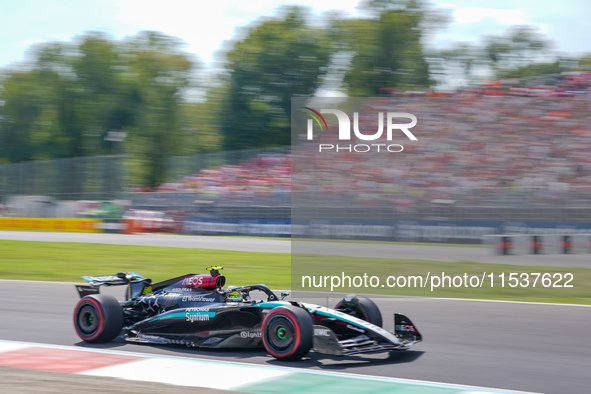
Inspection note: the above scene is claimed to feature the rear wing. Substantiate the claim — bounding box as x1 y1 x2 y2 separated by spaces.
82 272 147 287
75 272 151 298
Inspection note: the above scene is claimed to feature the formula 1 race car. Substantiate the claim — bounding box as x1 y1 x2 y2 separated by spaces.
73 267 421 361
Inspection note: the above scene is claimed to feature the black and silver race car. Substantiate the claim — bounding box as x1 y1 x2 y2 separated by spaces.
73 267 421 361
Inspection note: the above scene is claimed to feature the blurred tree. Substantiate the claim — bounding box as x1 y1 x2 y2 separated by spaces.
484 26 550 74
72 32 134 157
0 70 42 163
497 61 562 79
437 43 485 85
0 42 83 162
220 6 331 150
339 0 433 95
433 25 558 87
177 84 223 155
120 31 195 187
576 55 591 67
0 31 197 187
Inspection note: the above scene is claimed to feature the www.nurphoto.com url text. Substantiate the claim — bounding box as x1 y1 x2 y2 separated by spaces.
301 272 574 292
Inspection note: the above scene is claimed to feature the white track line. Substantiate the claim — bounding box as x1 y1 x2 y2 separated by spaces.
0 340 539 393
291 289 590 307
82 358 291 390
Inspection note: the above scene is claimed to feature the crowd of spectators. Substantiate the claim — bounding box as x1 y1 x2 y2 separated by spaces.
296 71 591 211
149 71 591 212
156 153 291 203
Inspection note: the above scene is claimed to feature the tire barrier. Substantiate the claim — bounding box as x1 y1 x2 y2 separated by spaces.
486 235 513 255
486 234 591 255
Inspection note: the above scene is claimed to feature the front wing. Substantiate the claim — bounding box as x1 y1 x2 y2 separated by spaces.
309 305 422 356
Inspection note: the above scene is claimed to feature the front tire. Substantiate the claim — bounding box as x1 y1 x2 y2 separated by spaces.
73 294 123 343
335 295 383 327
262 305 313 361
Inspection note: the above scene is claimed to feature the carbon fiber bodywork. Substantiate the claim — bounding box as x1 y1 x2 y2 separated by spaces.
75 271 421 356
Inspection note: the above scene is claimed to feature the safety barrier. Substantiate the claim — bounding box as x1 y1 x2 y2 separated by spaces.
0 218 183 235
2 217 591 246
0 218 178 235
0 218 101 233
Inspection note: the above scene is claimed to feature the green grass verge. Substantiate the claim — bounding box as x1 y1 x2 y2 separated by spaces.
0 240 588 304
0 240 291 288
292 254 591 303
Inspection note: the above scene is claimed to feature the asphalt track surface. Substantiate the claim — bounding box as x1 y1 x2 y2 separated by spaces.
1 231 590 393
0 280 589 394
1 231 590 268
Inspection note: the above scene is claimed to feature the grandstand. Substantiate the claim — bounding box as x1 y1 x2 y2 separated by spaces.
2 71 590 223
127 71 591 223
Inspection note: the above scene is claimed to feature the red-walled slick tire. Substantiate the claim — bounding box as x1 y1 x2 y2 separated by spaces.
335 295 383 327
73 294 123 343
262 305 313 361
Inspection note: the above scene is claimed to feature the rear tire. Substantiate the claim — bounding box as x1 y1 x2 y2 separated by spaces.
262 305 313 361
335 295 383 327
73 294 123 343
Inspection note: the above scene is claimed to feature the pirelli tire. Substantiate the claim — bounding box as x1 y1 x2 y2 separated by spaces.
73 294 124 343
261 305 313 361
335 295 383 327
